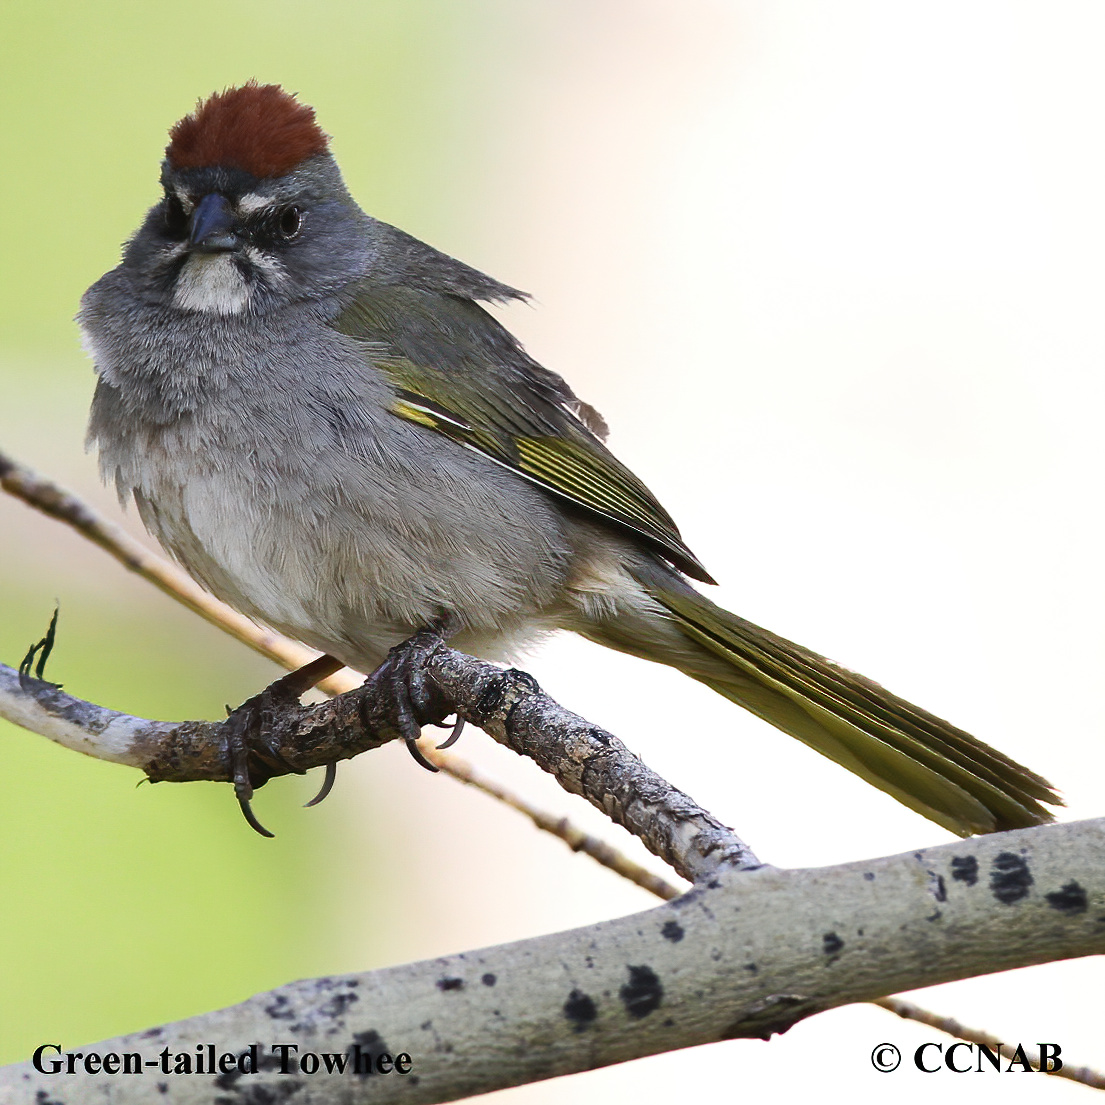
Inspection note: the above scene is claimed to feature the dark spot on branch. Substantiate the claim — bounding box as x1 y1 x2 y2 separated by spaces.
928 872 947 902
863 872 875 881
264 994 296 1021
990 852 1033 904
214 1064 242 1089
950 855 978 886
319 989 358 1018
256 1050 286 1073
822 932 844 956
1045 881 1088 915
351 1030 390 1079
564 989 597 1030
481 972 497 987
437 976 465 991
620 965 662 1018
661 920 684 942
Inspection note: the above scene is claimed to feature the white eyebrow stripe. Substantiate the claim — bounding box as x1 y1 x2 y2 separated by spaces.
237 193 276 215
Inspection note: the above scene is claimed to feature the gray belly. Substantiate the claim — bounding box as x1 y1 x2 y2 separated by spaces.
128 423 574 672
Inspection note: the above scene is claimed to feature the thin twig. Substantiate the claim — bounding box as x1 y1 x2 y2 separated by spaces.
426 745 683 900
875 997 1105 1089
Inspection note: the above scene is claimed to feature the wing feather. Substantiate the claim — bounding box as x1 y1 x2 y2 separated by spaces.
334 284 715 582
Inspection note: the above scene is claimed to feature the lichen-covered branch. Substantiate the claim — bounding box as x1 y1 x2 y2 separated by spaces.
2 818 1101 1104
0 639 758 884
425 648 759 880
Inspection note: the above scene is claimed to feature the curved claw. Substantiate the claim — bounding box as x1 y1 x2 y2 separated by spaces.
405 737 440 773
304 761 338 808
222 654 346 835
436 716 465 750
238 796 275 838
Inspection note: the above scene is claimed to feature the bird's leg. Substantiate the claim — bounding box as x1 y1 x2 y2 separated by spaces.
223 653 344 836
361 619 461 772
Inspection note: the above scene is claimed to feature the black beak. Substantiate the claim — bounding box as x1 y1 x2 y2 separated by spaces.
189 193 240 252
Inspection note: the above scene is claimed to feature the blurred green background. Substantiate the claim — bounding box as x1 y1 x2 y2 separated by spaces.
0 0 539 1064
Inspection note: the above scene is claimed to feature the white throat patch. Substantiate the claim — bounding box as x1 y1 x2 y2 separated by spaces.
173 253 251 315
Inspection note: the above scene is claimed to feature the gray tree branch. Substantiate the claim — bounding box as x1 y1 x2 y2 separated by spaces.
0 642 758 884
1 817 1101 1103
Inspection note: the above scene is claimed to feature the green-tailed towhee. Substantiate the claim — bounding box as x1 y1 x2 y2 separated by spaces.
79 83 1060 836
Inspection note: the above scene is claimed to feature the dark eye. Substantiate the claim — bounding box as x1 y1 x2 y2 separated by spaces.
163 193 188 237
275 206 302 240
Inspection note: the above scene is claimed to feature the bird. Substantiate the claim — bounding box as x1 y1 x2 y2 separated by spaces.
79 82 1060 838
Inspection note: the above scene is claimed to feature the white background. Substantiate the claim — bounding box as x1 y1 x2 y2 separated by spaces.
334 4 1105 1102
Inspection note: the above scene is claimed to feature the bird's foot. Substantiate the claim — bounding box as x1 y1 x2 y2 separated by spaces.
223 653 343 837
363 624 463 772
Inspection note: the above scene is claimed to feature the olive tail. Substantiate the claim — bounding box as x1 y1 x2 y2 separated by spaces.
584 577 1062 837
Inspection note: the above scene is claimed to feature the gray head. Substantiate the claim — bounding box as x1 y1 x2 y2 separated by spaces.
119 83 372 317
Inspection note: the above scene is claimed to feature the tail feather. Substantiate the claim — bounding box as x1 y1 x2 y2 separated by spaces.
597 581 1062 837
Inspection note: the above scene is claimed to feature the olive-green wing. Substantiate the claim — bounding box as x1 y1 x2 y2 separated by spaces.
334 283 715 583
